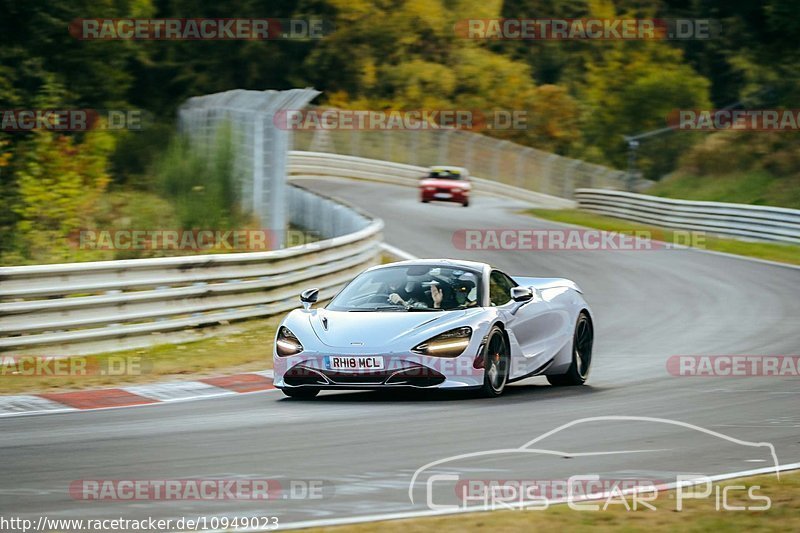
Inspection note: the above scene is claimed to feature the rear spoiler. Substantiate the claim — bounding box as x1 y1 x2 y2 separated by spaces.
512 276 583 294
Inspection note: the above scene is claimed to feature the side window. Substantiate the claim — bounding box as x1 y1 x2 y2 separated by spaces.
489 270 516 306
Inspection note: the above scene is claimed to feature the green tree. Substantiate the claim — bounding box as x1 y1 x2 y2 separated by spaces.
581 42 711 178
11 125 116 263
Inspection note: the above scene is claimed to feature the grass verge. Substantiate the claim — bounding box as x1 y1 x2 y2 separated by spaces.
0 314 281 395
524 209 800 266
307 470 800 532
647 171 800 210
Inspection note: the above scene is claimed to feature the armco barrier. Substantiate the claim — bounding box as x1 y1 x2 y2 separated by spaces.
0 184 382 355
575 188 800 244
288 151 576 209
5 154 796 356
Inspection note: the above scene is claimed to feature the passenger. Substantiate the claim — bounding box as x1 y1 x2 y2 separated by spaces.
389 279 444 309
453 273 479 308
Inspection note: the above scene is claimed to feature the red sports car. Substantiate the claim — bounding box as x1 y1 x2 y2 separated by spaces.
419 166 471 207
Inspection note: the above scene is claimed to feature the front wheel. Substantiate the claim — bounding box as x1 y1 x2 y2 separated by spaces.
479 326 509 397
281 387 319 399
462 201 469 207
547 312 593 386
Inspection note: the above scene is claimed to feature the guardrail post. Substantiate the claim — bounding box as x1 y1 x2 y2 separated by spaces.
265 112 288 248
516 148 528 188
493 140 508 181
253 112 265 219
438 130 450 163
564 160 581 199
351 128 360 157
465 134 478 173
383 134 392 163
544 154 558 196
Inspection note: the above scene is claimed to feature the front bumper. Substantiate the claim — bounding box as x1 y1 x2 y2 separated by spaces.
274 352 484 390
420 188 469 203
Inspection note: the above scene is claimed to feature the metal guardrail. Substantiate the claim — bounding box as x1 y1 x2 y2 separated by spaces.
288 151 576 208
0 185 382 355
292 119 629 199
575 188 800 244
7 149 795 356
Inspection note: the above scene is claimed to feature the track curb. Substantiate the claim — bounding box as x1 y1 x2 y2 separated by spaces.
0 370 275 418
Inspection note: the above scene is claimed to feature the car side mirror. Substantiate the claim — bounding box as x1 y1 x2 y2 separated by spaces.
511 286 533 302
300 288 319 310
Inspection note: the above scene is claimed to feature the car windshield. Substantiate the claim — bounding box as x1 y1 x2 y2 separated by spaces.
427 170 464 180
327 265 482 312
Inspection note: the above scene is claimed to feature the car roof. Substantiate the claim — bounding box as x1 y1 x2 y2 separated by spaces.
366 258 488 273
429 166 468 175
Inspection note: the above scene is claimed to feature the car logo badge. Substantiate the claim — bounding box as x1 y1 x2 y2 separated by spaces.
350 342 364 346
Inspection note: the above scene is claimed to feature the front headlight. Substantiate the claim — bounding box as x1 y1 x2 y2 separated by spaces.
412 327 472 357
276 326 303 356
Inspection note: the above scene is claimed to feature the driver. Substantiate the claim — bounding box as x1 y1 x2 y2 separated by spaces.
388 278 444 309
385 270 413 306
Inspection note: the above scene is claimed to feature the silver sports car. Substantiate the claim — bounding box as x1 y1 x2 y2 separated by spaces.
273 259 593 398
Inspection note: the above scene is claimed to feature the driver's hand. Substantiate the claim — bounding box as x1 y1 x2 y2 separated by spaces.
388 293 405 305
431 284 443 308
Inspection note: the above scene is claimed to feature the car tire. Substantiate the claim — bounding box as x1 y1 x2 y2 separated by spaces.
462 201 469 207
281 387 320 399
421 199 430 203
480 326 509 397
547 312 593 386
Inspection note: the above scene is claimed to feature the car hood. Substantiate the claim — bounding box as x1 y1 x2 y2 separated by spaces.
307 308 481 349
420 178 470 188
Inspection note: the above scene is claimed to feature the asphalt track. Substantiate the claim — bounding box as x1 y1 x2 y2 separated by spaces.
1 178 799 530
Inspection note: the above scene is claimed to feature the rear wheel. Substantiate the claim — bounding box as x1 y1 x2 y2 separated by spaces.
547 312 593 386
480 326 509 397
421 199 430 203
462 201 469 207
281 387 319 399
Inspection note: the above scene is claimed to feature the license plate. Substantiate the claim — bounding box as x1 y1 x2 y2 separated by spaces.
434 192 452 199
324 356 384 371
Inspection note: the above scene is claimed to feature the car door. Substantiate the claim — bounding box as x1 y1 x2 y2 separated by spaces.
489 270 560 379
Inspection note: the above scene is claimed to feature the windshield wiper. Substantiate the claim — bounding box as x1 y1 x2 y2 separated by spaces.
406 307 445 312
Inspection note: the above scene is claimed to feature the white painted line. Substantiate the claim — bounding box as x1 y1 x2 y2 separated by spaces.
195 462 800 532
0 395 77 416
380 243 418 261
123 381 230 402
0 370 279 418
0 389 282 419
